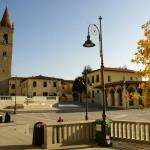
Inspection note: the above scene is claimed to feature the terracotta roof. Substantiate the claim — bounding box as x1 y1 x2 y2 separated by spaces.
63 80 74 83
88 67 135 74
0 7 12 28
9 75 73 83
25 75 63 81
9 77 25 80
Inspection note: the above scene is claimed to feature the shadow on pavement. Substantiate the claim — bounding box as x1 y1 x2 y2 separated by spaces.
0 145 41 150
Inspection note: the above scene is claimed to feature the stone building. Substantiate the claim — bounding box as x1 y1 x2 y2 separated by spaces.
61 80 73 100
8 75 73 100
8 75 62 96
0 7 13 95
86 67 143 108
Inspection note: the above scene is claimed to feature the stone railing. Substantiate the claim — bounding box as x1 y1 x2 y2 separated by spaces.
111 120 150 143
42 120 150 148
42 120 96 149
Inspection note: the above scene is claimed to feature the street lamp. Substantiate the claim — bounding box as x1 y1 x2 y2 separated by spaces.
83 16 112 147
14 77 17 114
85 66 88 120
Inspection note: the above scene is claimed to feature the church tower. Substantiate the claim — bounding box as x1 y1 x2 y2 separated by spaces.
0 7 13 95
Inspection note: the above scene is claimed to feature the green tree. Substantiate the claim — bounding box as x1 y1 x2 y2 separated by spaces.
72 65 92 102
82 65 92 78
72 76 85 102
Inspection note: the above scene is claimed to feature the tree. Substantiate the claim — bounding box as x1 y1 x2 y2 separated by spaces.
72 76 85 102
72 65 92 102
82 65 92 78
131 20 150 107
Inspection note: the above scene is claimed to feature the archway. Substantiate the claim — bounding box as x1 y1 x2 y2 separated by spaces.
117 88 123 106
110 88 115 106
137 88 143 105
127 86 135 106
137 88 143 96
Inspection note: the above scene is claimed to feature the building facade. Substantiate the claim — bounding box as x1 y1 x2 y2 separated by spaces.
86 67 143 108
8 75 73 99
61 80 73 100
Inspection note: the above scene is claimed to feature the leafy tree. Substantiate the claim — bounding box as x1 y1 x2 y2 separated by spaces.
72 65 92 102
72 76 85 103
131 20 150 107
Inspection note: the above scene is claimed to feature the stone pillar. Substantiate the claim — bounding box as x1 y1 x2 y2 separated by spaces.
107 90 111 106
122 85 128 109
114 90 118 107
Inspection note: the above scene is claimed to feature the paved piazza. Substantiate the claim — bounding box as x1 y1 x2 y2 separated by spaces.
1 103 150 150
10 105 150 130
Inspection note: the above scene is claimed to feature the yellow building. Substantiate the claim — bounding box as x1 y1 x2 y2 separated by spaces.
87 67 142 108
61 80 73 100
8 75 73 99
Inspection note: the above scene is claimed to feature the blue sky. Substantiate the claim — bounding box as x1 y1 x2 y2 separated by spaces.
1 0 149 79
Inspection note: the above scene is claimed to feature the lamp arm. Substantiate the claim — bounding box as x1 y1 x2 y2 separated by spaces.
88 24 100 36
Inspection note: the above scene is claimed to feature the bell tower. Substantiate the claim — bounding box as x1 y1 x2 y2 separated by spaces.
0 7 13 95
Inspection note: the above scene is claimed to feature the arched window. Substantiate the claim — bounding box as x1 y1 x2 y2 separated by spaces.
3 52 6 56
3 34 8 45
128 87 135 106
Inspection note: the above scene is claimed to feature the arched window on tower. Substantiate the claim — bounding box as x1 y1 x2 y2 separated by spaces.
3 52 6 56
3 34 8 45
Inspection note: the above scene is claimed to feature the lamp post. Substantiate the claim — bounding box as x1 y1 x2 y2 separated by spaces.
85 66 88 120
14 77 17 114
83 16 112 147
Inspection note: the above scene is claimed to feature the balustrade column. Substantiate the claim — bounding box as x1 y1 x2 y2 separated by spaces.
133 123 136 140
148 124 150 141
63 125 67 141
120 123 123 138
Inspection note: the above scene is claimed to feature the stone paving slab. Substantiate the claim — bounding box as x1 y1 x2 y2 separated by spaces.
50 141 150 150
1 140 150 150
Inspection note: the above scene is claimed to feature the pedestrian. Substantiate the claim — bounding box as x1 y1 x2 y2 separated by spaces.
57 116 63 122
5 112 11 123
0 115 3 123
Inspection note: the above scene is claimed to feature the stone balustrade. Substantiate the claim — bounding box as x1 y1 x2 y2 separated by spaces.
111 120 150 143
42 120 150 148
42 120 96 149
